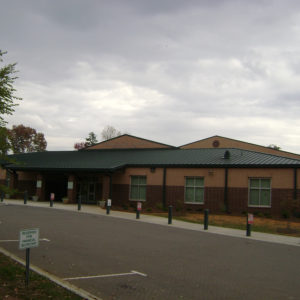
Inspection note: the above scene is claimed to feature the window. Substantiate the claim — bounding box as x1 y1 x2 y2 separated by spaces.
130 176 147 201
249 178 271 207
185 177 204 204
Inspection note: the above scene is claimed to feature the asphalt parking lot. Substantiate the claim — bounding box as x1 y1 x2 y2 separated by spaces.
0 204 300 300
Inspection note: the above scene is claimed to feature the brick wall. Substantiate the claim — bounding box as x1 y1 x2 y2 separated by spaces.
112 183 299 217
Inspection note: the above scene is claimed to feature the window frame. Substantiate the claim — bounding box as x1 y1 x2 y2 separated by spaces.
129 175 147 201
184 176 205 204
248 177 271 208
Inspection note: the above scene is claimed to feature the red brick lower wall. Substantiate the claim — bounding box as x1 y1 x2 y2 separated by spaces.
112 184 163 209
1 179 36 199
10 179 300 216
112 184 300 216
15 180 36 199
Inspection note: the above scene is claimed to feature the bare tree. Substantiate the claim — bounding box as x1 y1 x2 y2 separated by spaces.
101 125 122 141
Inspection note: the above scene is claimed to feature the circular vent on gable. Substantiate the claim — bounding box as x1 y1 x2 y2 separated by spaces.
212 140 220 148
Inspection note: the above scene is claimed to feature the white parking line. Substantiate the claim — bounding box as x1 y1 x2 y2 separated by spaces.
0 238 50 243
64 270 147 281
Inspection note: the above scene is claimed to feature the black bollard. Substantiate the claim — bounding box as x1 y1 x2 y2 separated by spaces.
246 214 252 236
168 205 173 224
78 195 81 211
50 193 54 207
1 191 4 202
204 209 209 230
136 202 142 219
106 199 111 215
24 190 28 204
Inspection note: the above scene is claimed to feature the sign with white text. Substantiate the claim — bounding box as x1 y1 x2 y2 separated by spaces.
137 202 142 211
19 228 39 250
248 214 254 224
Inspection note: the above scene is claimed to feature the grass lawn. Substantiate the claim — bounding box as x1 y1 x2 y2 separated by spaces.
0 252 83 300
113 204 300 237
150 212 300 237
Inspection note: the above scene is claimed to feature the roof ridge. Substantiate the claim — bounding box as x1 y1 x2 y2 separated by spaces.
84 133 176 149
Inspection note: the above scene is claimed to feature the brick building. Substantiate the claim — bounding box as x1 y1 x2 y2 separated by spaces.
1 134 300 216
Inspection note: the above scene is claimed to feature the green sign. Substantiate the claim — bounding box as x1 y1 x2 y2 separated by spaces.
19 228 39 250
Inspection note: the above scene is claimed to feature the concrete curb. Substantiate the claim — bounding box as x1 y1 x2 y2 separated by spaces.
0 246 102 300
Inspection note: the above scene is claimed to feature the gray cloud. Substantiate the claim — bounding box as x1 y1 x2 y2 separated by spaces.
1 0 300 153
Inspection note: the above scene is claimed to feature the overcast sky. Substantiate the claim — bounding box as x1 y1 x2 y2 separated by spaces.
1 0 300 153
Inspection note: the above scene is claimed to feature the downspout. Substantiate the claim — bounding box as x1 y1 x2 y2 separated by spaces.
162 167 167 209
109 173 113 199
294 168 297 200
224 168 229 213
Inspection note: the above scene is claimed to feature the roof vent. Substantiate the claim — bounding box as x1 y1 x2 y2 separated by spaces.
223 150 231 159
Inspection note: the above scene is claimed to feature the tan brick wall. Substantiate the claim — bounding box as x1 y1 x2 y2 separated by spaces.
166 168 225 187
87 135 172 149
113 167 298 189
113 167 164 185
228 168 296 189
181 136 300 160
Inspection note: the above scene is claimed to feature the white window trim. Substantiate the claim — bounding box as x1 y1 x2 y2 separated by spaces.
248 177 272 208
129 175 147 201
184 176 205 205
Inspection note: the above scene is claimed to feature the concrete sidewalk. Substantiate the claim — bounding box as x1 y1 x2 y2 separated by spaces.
2 199 300 247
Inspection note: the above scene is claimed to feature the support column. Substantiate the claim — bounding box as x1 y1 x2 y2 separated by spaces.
294 168 298 200
67 175 77 203
36 174 45 201
102 175 111 201
224 168 229 213
162 167 167 209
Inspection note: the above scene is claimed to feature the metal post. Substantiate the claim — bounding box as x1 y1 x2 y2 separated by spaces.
136 209 140 219
168 205 172 224
50 197 53 207
24 190 28 204
78 195 81 211
25 248 30 288
106 199 111 215
1 191 4 202
204 209 209 230
246 214 251 236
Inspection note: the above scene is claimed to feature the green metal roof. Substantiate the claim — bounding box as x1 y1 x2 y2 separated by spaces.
3 148 300 172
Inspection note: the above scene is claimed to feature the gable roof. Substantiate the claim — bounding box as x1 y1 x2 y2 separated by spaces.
84 134 176 150
3 148 300 172
180 135 300 160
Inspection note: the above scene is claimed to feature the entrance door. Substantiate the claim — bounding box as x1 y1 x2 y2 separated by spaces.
77 180 96 204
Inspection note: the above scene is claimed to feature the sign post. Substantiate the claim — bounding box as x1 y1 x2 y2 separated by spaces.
19 228 39 288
